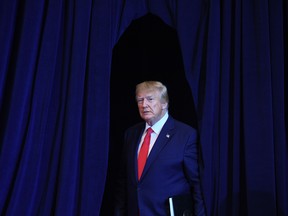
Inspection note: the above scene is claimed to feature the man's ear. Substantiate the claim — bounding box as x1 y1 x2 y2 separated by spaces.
162 103 168 110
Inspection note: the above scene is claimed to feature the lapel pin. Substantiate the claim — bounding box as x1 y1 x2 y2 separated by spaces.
166 134 170 138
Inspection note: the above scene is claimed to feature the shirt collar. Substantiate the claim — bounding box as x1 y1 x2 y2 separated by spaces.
145 112 169 135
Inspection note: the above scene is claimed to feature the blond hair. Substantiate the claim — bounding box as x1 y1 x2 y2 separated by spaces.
135 81 169 104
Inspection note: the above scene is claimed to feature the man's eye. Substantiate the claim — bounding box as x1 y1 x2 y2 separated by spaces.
147 98 153 101
137 99 144 103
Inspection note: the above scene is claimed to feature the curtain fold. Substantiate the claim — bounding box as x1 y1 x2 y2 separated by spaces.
0 0 111 215
192 0 288 215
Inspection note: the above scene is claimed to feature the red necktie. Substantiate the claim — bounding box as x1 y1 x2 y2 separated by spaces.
138 128 153 180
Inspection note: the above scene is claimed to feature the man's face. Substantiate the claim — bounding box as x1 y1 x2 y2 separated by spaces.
136 89 167 126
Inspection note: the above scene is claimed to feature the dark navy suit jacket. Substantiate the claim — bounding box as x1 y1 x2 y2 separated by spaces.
115 116 206 216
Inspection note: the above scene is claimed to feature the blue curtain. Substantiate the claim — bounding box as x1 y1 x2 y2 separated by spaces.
0 0 287 215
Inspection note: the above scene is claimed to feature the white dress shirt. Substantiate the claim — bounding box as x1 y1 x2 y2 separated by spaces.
137 112 169 156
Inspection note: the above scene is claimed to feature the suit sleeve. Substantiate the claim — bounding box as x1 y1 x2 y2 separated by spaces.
183 131 207 216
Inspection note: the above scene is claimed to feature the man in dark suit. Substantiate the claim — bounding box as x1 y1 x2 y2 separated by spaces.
114 81 206 216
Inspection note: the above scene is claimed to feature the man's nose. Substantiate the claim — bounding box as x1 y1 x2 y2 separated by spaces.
142 98 148 107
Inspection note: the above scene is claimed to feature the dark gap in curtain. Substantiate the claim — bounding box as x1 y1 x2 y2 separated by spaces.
0 0 26 152
100 13 197 216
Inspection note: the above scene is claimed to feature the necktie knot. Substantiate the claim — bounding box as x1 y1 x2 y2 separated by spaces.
146 127 153 135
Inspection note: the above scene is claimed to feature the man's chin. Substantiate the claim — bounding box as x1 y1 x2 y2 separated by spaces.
141 115 151 121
